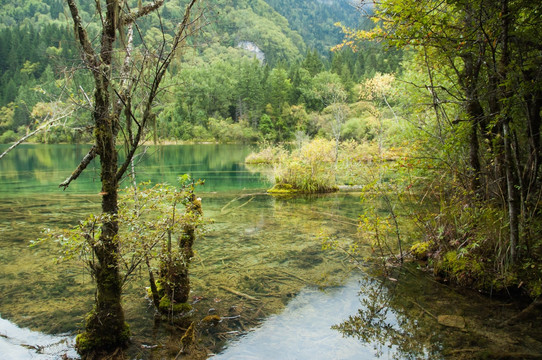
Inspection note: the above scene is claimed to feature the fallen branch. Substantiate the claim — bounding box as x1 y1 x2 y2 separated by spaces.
221 196 254 215
411 300 438 320
59 145 98 190
307 209 358 227
219 286 259 301
220 194 265 214
278 269 309 284
500 297 542 326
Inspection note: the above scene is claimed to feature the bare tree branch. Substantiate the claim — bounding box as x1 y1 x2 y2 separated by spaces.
0 105 75 161
59 145 98 190
122 0 165 25
66 0 99 72
113 23 135 127
116 0 199 181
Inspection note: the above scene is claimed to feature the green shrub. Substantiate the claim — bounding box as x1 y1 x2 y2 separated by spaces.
245 145 287 164
0 130 17 143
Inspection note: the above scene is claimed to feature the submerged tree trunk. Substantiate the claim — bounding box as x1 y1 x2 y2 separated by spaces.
158 193 202 314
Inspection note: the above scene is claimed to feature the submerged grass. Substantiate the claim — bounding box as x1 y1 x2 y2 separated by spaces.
0 191 362 358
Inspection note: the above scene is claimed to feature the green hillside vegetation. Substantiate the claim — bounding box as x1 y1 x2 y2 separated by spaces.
0 0 401 144
2 2 542 356
264 0 364 54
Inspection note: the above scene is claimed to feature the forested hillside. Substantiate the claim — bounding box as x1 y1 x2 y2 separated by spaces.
0 0 400 144
264 0 364 54
2 2 541 358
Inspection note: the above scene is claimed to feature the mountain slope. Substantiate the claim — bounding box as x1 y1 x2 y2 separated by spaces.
264 0 363 54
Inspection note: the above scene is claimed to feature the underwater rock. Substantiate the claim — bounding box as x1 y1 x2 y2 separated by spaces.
438 315 466 329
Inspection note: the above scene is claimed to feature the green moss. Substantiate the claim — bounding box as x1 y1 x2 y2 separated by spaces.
146 279 165 299
268 183 298 193
268 182 338 195
528 280 542 298
434 250 492 290
443 251 467 272
155 279 164 293
158 295 192 313
75 321 130 355
180 321 196 348
201 314 221 325
410 241 432 260
159 295 171 309
75 332 94 354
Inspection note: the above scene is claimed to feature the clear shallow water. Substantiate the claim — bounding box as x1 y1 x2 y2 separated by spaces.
0 144 365 358
1 144 541 359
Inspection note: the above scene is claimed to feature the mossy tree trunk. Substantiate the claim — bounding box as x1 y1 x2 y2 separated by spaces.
62 0 200 356
68 0 129 355
158 193 202 314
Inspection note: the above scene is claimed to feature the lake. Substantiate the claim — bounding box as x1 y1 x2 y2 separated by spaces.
1 144 541 359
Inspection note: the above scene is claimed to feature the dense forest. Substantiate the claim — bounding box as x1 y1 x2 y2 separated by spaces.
0 0 400 144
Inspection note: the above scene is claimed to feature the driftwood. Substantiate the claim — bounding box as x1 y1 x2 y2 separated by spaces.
501 297 542 326
220 193 266 214
278 269 309 284
219 286 259 301
412 300 438 320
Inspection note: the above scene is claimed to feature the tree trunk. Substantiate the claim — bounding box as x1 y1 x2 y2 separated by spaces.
499 0 520 263
524 90 542 203
158 193 202 314
76 79 129 360
65 0 200 353
74 0 129 354
503 119 520 263
469 118 481 194
75 120 129 355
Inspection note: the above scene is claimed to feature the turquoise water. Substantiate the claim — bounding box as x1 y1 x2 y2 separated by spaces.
0 144 267 195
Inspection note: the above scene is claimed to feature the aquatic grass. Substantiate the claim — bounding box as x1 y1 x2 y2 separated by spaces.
270 138 338 194
1 188 359 358
247 139 408 194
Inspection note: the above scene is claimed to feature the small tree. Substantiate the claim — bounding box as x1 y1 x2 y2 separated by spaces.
359 73 397 156
44 178 204 344
312 72 348 169
118 177 204 316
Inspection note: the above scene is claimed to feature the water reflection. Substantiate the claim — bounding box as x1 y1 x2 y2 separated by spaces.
335 266 542 359
335 268 439 360
0 144 267 194
2 144 541 359
213 263 542 360
213 275 392 360
0 316 78 359
0 189 365 358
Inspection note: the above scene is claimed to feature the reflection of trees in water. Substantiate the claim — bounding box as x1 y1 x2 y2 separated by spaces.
333 268 440 360
334 265 542 359
0 144 266 194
